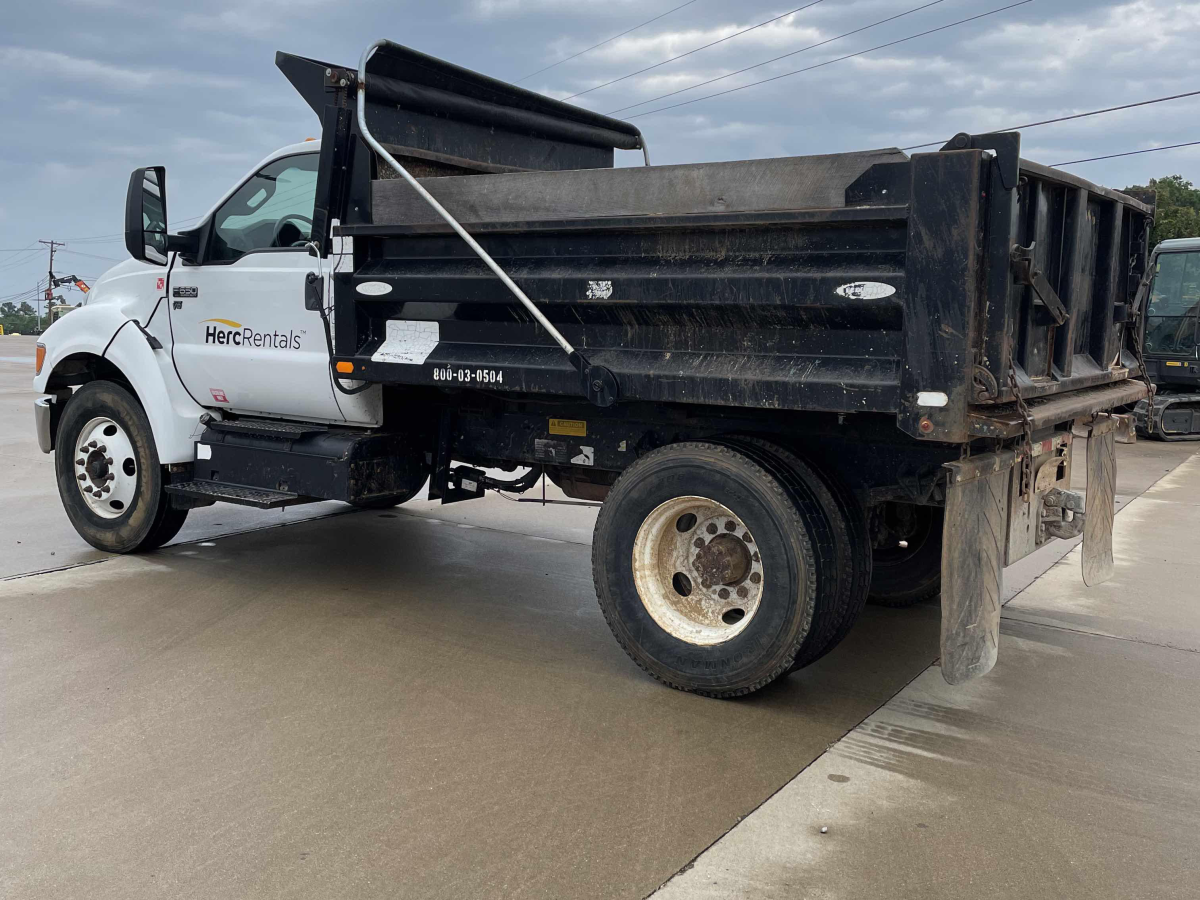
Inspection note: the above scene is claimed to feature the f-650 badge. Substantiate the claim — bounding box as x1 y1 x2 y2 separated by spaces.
835 282 896 300
173 286 199 298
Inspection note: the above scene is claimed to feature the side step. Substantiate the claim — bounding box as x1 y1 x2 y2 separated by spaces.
165 480 311 509
202 416 329 440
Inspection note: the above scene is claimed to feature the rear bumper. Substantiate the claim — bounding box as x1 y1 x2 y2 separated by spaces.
968 379 1148 439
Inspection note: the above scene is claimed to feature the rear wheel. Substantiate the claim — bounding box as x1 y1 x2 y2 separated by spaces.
717 437 869 668
55 380 188 553
592 442 819 698
867 502 943 608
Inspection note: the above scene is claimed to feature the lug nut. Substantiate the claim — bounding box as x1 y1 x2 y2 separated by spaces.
76 458 84 466
97 445 106 453
88 441 97 449
77 473 86 481
104 457 113 465
105 474 115 481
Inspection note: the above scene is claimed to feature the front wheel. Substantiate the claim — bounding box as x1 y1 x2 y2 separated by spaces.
55 380 188 553
592 442 819 698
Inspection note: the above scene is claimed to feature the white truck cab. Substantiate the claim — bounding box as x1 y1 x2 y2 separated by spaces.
34 141 381 552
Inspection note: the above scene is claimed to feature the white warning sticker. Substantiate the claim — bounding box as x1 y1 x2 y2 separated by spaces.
586 280 613 300
371 320 440 365
835 282 896 300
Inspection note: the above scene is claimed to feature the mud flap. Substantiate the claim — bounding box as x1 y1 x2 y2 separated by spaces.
940 451 1018 685
1083 415 1118 586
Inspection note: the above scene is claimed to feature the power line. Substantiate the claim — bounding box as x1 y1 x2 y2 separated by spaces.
60 212 205 244
59 248 122 263
901 89 1200 151
609 0 947 115
1053 140 1200 167
516 0 703 83
563 0 826 102
627 0 1032 119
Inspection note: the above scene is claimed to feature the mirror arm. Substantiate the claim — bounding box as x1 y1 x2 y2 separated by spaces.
166 231 200 261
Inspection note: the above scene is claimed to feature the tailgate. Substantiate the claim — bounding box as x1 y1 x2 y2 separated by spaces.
977 142 1155 410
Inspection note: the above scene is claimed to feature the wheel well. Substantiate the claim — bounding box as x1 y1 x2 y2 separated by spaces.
46 354 143 445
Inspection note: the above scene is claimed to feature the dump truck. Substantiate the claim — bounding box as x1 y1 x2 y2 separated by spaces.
33 41 1152 697
1135 236 1200 439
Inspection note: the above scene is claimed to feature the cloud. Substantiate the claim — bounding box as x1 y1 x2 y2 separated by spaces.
0 46 243 91
4 0 1200 299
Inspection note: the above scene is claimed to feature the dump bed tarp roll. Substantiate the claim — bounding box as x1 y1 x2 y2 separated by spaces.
363 75 643 151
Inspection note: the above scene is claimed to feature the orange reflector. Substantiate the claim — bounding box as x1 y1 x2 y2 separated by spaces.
35 343 46 375
335 361 355 374
304 137 318 142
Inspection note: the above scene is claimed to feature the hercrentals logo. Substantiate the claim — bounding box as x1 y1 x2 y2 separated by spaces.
200 319 301 350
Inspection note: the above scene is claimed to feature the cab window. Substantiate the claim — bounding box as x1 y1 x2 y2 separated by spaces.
1146 251 1200 354
208 154 318 263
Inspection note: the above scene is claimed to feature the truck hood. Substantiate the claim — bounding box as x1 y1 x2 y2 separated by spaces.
83 257 158 307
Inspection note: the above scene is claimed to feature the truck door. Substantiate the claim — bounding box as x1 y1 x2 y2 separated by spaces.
168 151 378 425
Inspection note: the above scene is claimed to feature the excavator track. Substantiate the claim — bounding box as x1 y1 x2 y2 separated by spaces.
1135 394 1200 441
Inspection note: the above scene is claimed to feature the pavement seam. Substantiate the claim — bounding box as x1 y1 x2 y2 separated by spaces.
1 556 112 583
644 658 937 900
1000 612 1200 655
1 507 360 583
649 448 1199 897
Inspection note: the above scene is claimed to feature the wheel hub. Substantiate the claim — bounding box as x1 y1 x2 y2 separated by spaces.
632 496 764 645
73 417 138 519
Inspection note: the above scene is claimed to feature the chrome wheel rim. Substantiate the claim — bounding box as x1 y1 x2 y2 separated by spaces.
632 495 764 645
73 417 138 519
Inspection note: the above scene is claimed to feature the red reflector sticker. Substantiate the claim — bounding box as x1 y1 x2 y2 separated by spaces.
209 388 228 403
156 277 165 291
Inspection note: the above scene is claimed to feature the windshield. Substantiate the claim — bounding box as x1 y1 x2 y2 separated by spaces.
1145 250 1200 355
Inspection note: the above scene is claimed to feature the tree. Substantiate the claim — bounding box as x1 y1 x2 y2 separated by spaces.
1123 175 1200 249
0 300 39 334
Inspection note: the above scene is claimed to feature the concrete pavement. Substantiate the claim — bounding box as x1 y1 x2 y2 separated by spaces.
0 506 939 900
3 329 1198 898
653 457 1200 900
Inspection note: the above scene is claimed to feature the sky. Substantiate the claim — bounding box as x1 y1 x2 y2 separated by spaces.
2 0 1199 307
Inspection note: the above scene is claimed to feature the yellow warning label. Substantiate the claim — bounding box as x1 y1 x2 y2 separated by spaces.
549 418 587 437
1165 360 1184 367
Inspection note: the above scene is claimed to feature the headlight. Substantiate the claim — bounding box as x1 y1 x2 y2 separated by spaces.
35 343 46 376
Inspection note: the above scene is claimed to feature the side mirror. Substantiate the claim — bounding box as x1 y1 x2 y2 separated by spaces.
125 166 169 265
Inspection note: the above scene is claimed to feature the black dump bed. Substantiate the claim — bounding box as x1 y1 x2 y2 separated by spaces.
285 45 1154 444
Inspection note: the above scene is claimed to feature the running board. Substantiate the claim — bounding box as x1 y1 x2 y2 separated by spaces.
202 416 329 440
165 480 311 509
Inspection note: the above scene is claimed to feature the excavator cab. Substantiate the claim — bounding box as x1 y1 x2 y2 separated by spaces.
1137 237 1200 439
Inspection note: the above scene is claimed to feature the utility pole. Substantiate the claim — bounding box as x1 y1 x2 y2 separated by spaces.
38 240 64 333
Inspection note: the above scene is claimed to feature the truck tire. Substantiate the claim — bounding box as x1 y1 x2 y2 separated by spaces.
55 380 188 553
716 437 868 669
867 502 943 608
592 442 818 698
